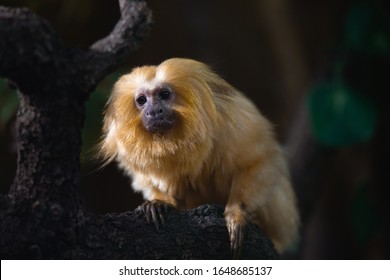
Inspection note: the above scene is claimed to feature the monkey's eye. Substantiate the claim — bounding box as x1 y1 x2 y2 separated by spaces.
159 89 171 100
136 95 147 106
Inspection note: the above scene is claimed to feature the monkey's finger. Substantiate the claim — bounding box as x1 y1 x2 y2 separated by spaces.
150 205 161 232
233 228 243 260
228 223 244 260
157 204 166 226
141 203 150 223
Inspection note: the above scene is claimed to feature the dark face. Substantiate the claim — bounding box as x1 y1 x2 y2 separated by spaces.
135 86 176 133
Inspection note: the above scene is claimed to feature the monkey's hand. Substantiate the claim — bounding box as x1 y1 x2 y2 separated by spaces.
141 200 171 231
225 210 246 259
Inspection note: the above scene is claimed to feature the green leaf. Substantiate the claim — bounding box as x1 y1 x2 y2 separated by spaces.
0 79 18 129
307 83 377 147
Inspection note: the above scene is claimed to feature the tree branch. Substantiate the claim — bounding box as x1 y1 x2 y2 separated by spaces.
80 205 277 259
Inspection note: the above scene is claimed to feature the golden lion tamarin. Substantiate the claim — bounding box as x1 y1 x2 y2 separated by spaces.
100 58 299 257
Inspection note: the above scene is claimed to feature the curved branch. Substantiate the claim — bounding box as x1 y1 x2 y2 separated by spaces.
87 0 153 85
90 0 152 54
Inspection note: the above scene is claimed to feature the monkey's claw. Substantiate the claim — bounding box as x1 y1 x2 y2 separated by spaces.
141 200 169 231
228 222 245 260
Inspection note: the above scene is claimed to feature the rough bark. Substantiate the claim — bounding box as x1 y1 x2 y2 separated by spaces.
0 1 278 259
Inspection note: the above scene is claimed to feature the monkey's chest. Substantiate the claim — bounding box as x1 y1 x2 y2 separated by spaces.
169 176 231 210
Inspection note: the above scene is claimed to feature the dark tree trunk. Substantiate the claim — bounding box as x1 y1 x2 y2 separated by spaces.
0 0 277 259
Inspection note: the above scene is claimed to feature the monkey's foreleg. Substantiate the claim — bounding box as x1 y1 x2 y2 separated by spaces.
225 164 267 259
225 211 246 260
141 200 170 231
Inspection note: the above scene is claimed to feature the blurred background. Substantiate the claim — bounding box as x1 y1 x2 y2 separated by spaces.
0 0 389 259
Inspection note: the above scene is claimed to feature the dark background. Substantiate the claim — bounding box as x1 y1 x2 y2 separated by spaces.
1 0 389 259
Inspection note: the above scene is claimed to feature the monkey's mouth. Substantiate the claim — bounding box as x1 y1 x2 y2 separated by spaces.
144 118 175 133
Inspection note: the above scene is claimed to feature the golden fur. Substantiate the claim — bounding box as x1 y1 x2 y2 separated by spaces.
100 58 300 253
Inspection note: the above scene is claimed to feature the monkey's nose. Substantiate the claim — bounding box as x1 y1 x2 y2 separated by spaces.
146 108 164 118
